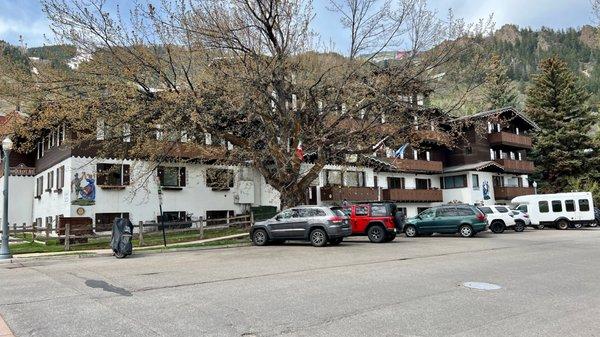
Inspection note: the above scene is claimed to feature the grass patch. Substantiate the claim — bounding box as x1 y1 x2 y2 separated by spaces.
9 227 249 255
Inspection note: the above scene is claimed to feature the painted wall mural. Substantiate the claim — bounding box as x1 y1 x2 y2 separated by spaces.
71 172 96 205
482 181 491 200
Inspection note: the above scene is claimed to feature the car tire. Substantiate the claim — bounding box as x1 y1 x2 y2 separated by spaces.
556 219 569 230
589 222 598 228
252 229 269 246
310 228 328 247
514 221 525 232
329 238 343 245
490 221 505 234
459 224 474 238
404 225 417 238
573 223 583 229
534 223 545 230
114 252 126 259
367 225 387 243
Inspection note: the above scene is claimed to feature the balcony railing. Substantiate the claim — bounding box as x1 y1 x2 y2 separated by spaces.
390 158 443 173
320 186 379 202
382 188 443 202
495 159 535 173
488 132 532 149
494 186 534 200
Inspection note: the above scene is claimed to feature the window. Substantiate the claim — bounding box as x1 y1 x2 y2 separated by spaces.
35 176 44 197
206 168 234 189
419 208 436 219
396 207 407 216
158 211 188 222
56 166 65 190
457 207 476 216
97 163 130 186
417 207 429 214
325 170 342 186
516 205 527 213
95 212 129 232
493 176 504 187
565 200 575 212
297 208 326 217
578 199 590 211
551 200 562 212
371 204 389 216
539 201 549 213
344 171 366 187
495 206 509 213
478 207 493 214
355 205 369 216
464 146 473 155
415 178 431 190
46 171 54 191
277 209 297 219
472 174 480 189
387 177 405 189
158 166 186 187
436 207 458 217
443 175 467 189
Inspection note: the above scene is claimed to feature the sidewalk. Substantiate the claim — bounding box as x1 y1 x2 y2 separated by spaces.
0 314 14 337
10 233 250 259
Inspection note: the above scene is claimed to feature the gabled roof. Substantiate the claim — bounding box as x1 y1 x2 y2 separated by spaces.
450 107 540 131
443 161 504 173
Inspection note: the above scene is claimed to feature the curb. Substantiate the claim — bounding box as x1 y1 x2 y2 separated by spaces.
0 313 14 337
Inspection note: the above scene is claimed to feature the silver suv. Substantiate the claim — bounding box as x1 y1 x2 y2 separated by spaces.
251 206 351 247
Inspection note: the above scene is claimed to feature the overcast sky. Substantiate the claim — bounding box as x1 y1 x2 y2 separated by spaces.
0 0 596 50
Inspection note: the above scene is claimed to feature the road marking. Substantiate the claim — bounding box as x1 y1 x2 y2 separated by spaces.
463 282 502 290
0 313 14 337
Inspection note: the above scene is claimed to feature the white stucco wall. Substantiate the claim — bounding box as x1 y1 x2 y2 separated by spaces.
0 175 34 226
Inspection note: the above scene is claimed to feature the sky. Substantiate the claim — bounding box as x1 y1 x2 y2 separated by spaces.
0 0 596 50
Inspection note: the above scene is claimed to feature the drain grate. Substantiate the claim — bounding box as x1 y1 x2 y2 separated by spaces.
463 282 502 291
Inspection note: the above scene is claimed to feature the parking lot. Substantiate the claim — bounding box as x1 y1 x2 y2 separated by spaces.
1 228 600 337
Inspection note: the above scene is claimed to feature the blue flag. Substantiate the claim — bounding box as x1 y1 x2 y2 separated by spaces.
394 143 409 158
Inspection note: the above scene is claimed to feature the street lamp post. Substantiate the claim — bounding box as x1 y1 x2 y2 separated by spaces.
532 181 538 195
0 137 13 260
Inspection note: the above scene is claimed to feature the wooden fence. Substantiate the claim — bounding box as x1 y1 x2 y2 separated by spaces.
0 213 254 251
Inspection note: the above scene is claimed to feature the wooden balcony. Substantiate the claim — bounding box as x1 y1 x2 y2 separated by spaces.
382 188 443 202
488 132 532 149
495 159 535 173
410 129 451 145
494 186 534 200
320 186 379 202
389 158 444 174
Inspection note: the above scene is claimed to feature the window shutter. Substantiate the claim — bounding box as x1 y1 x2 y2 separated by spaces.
180 167 186 187
123 165 130 185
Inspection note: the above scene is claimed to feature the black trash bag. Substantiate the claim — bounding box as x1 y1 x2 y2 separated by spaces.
111 218 134 258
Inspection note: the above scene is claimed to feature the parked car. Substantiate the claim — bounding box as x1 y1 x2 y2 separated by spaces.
477 205 519 233
510 210 532 229
592 207 600 227
337 203 405 243
403 205 487 238
512 192 596 230
251 206 351 247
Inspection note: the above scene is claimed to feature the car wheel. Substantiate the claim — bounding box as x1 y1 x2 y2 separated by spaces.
573 223 583 229
589 222 598 228
535 223 545 230
556 219 569 230
459 224 474 238
310 228 328 247
514 221 525 232
404 225 417 238
367 225 387 243
490 221 505 234
252 229 269 246
329 238 343 245
114 251 126 259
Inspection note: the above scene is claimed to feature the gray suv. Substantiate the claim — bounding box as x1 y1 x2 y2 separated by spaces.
251 206 351 247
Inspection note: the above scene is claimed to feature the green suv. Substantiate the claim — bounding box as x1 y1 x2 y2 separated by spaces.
404 205 488 238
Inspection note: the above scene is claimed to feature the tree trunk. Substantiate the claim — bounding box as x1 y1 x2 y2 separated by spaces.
279 185 308 209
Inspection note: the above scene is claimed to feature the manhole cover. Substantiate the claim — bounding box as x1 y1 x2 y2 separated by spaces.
463 282 502 290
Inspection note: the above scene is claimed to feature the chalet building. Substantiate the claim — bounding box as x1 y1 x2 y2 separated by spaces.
0 107 539 229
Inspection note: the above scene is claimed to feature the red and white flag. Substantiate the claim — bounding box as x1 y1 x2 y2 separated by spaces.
295 140 304 160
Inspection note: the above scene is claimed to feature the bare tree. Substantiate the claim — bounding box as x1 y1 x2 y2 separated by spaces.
2 0 491 207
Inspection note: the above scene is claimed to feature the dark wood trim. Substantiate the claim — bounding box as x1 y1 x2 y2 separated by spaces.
98 185 127 190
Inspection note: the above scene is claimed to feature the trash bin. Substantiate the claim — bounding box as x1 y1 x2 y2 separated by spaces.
111 218 134 258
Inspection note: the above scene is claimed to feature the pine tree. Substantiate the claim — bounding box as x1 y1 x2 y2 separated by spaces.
483 54 518 109
525 57 600 194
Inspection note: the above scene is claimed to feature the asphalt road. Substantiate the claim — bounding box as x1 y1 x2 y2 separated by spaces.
1 228 600 337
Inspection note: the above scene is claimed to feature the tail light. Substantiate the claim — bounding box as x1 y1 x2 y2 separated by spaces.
476 212 486 222
329 216 344 224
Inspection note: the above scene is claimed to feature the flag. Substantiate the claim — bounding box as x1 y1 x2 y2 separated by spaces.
372 136 389 150
295 140 304 160
394 143 409 158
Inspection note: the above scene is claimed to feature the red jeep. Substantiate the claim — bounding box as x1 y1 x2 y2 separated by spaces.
338 203 405 243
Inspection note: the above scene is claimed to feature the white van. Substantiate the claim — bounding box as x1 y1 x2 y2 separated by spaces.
511 192 595 230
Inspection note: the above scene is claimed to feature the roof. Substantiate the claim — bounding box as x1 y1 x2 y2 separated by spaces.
443 161 504 173
450 107 540 131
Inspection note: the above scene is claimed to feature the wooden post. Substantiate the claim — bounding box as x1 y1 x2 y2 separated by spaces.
45 221 50 241
199 217 204 239
226 212 230 227
64 222 70 251
31 222 36 243
250 212 254 228
138 221 144 247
